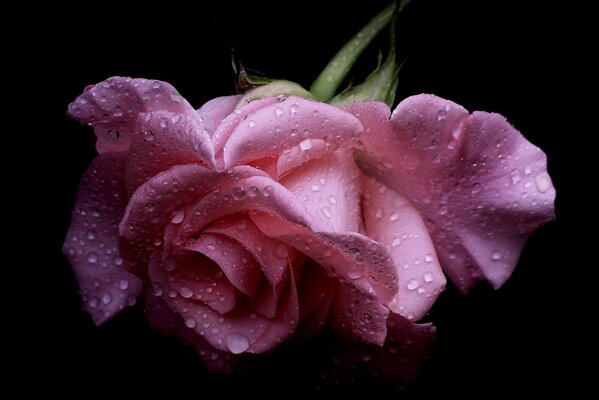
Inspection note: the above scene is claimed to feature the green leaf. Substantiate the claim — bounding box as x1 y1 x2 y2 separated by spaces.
236 80 314 107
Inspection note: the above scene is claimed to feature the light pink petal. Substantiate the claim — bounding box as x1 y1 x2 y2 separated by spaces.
276 138 329 177
212 97 279 162
223 96 362 169
280 150 360 233
125 110 215 193
119 164 269 275
174 176 313 245
149 256 299 354
329 280 389 346
144 285 237 373
362 176 446 321
348 96 555 292
185 232 262 297
196 95 242 138
62 152 142 324
205 214 289 289
251 212 399 306
154 249 239 314
67 77 196 153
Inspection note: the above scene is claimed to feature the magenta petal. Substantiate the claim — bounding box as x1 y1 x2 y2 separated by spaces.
348 96 555 292
197 95 242 138
67 77 197 153
222 96 362 168
281 151 361 233
63 152 142 324
362 176 446 321
125 110 216 193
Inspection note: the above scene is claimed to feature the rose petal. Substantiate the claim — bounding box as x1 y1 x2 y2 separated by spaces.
125 110 215 193
153 249 239 314
119 164 269 276
62 152 142 324
196 95 242 138
185 232 262 297
205 214 289 289
329 280 389 346
251 212 399 305
296 261 334 339
222 96 362 169
144 285 237 373
362 176 446 320
67 77 196 153
280 150 360 233
149 257 299 354
348 96 555 292
276 138 329 177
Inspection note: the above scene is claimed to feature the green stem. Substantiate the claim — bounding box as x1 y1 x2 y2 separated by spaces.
310 1 397 101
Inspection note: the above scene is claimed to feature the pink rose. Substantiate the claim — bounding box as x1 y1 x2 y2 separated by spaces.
63 76 554 371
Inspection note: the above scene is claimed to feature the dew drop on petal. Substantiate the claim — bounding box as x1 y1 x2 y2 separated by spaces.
423 272 434 283
179 286 193 298
406 279 419 291
118 279 129 290
491 250 502 261
185 318 197 328
226 332 250 354
299 138 312 151
87 252 98 263
170 209 185 224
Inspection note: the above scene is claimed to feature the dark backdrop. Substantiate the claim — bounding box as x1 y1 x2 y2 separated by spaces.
28 0 579 396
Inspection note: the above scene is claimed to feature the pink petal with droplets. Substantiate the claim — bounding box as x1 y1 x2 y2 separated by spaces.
296 262 334 339
125 110 215 193
185 232 262 297
280 151 361 233
222 96 362 169
67 77 197 153
361 176 445 320
196 95 242 138
62 152 142 324
348 96 555 292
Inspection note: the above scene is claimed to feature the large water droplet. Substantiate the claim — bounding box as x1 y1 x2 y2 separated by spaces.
179 286 193 298
535 174 551 193
347 269 363 279
232 186 246 200
491 250 502 261
262 185 274 197
118 279 129 290
406 279 420 291
310 184 320 192
102 293 112 304
171 209 185 224
248 120 256 128
424 253 434 263
389 212 400 222
391 237 402 247
423 272 434 283
274 107 284 117
185 318 197 328
299 138 312 151
87 252 98 263
226 332 250 354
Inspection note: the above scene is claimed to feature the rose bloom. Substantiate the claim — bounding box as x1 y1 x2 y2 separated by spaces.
64 77 554 370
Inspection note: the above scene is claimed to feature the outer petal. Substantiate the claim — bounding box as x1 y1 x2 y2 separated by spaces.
280 150 361 233
67 77 197 153
125 110 215 193
196 95 242 138
222 96 363 169
362 176 446 321
348 96 555 292
62 152 142 324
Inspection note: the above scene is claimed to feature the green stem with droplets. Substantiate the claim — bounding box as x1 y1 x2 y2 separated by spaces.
310 1 397 102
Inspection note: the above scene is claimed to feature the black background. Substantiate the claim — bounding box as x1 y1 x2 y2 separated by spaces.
24 0 582 396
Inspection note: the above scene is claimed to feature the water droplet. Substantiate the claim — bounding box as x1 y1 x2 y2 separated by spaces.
226 332 250 354
262 185 274 197
437 109 447 121
247 186 259 197
248 120 256 128
102 293 112 304
86 230 96 240
406 279 419 291
375 208 384 219
113 107 123 117
523 181 533 189
171 209 185 224
310 184 320 192
290 104 299 116
321 207 331 218
145 202 155 212
491 250 501 261
448 253 457 260
274 107 284 117
206 244 216 251
118 279 129 290
391 237 402 247
424 272 434 283
535 174 551 193
153 238 162 246
179 286 193 298
88 297 99 309
87 252 98 263
389 212 400 222
232 186 246 200
152 81 161 89
424 253 434 263
510 169 521 185
299 138 312 151
274 244 287 259
524 165 533 175
185 318 197 328
327 195 337 204
347 269 363 279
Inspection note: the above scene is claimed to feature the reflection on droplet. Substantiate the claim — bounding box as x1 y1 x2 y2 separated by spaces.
321 207 331 218
406 279 419 291
423 272 434 283
262 186 274 197
299 138 312 151
171 209 185 224
179 286 193 298
144 131 155 141
185 318 197 328
87 252 98 263
389 212 400 222
391 237 401 247
491 250 501 261
424 253 434 263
